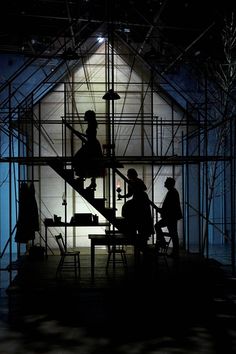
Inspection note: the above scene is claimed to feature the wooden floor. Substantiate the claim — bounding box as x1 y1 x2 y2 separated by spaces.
1 248 236 353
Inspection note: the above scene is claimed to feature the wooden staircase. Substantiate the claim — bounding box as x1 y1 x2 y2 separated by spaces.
49 159 126 232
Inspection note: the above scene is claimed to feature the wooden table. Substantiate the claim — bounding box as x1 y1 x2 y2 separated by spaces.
44 221 108 257
88 233 137 277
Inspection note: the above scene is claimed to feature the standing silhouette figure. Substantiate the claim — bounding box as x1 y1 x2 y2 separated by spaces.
155 177 182 257
72 110 104 189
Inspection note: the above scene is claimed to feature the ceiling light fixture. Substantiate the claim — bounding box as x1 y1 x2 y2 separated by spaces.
97 37 104 43
102 89 120 100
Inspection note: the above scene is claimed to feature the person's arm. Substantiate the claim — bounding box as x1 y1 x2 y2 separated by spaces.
118 185 133 199
63 120 87 143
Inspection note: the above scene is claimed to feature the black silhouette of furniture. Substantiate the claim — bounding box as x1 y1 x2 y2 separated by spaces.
55 233 80 278
106 245 128 270
157 233 172 265
105 230 128 270
88 233 137 278
146 232 172 270
44 219 109 257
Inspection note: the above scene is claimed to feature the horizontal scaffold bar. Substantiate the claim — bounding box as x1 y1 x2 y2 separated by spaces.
0 155 232 165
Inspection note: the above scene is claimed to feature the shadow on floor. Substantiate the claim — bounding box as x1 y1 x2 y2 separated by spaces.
1 251 236 353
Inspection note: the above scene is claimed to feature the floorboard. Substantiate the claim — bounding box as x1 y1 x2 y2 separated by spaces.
0 248 236 353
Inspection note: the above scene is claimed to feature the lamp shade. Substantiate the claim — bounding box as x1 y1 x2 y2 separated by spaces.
102 89 120 100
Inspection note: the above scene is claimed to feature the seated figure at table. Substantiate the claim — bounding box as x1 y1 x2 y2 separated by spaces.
118 168 154 249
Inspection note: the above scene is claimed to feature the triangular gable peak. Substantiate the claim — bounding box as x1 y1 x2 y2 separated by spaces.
35 34 194 159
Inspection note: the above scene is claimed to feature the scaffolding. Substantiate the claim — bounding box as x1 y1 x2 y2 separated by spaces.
0 21 235 288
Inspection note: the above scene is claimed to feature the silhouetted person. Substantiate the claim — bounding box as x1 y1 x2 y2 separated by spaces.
155 177 182 257
118 168 154 248
72 110 104 190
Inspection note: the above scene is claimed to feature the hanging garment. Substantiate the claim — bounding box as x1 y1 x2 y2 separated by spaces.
15 182 39 243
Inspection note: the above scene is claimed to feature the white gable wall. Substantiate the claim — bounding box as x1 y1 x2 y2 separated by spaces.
31 41 194 249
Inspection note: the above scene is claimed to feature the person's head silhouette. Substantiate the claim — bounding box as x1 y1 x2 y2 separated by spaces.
127 168 138 179
84 110 96 122
164 177 175 190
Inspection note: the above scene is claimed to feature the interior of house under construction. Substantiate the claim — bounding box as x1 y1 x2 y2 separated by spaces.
0 1 236 352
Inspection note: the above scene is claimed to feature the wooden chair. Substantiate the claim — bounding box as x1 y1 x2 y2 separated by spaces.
55 234 80 278
105 230 128 270
106 244 128 270
155 233 172 268
145 232 172 270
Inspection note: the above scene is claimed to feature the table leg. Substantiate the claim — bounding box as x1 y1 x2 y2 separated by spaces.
91 241 95 278
45 226 48 258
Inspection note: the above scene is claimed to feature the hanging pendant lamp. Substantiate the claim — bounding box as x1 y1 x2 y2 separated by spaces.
102 89 120 100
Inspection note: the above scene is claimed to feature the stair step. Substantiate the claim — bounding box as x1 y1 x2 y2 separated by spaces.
80 189 95 200
92 198 106 209
103 208 116 218
62 169 74 180
49 160 128 232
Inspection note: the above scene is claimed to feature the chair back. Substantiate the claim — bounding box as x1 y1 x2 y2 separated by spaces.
159 234 172 255
55 234 66 255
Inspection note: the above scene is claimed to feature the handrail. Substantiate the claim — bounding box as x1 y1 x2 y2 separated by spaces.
50 122 159 215
62 119 87 144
